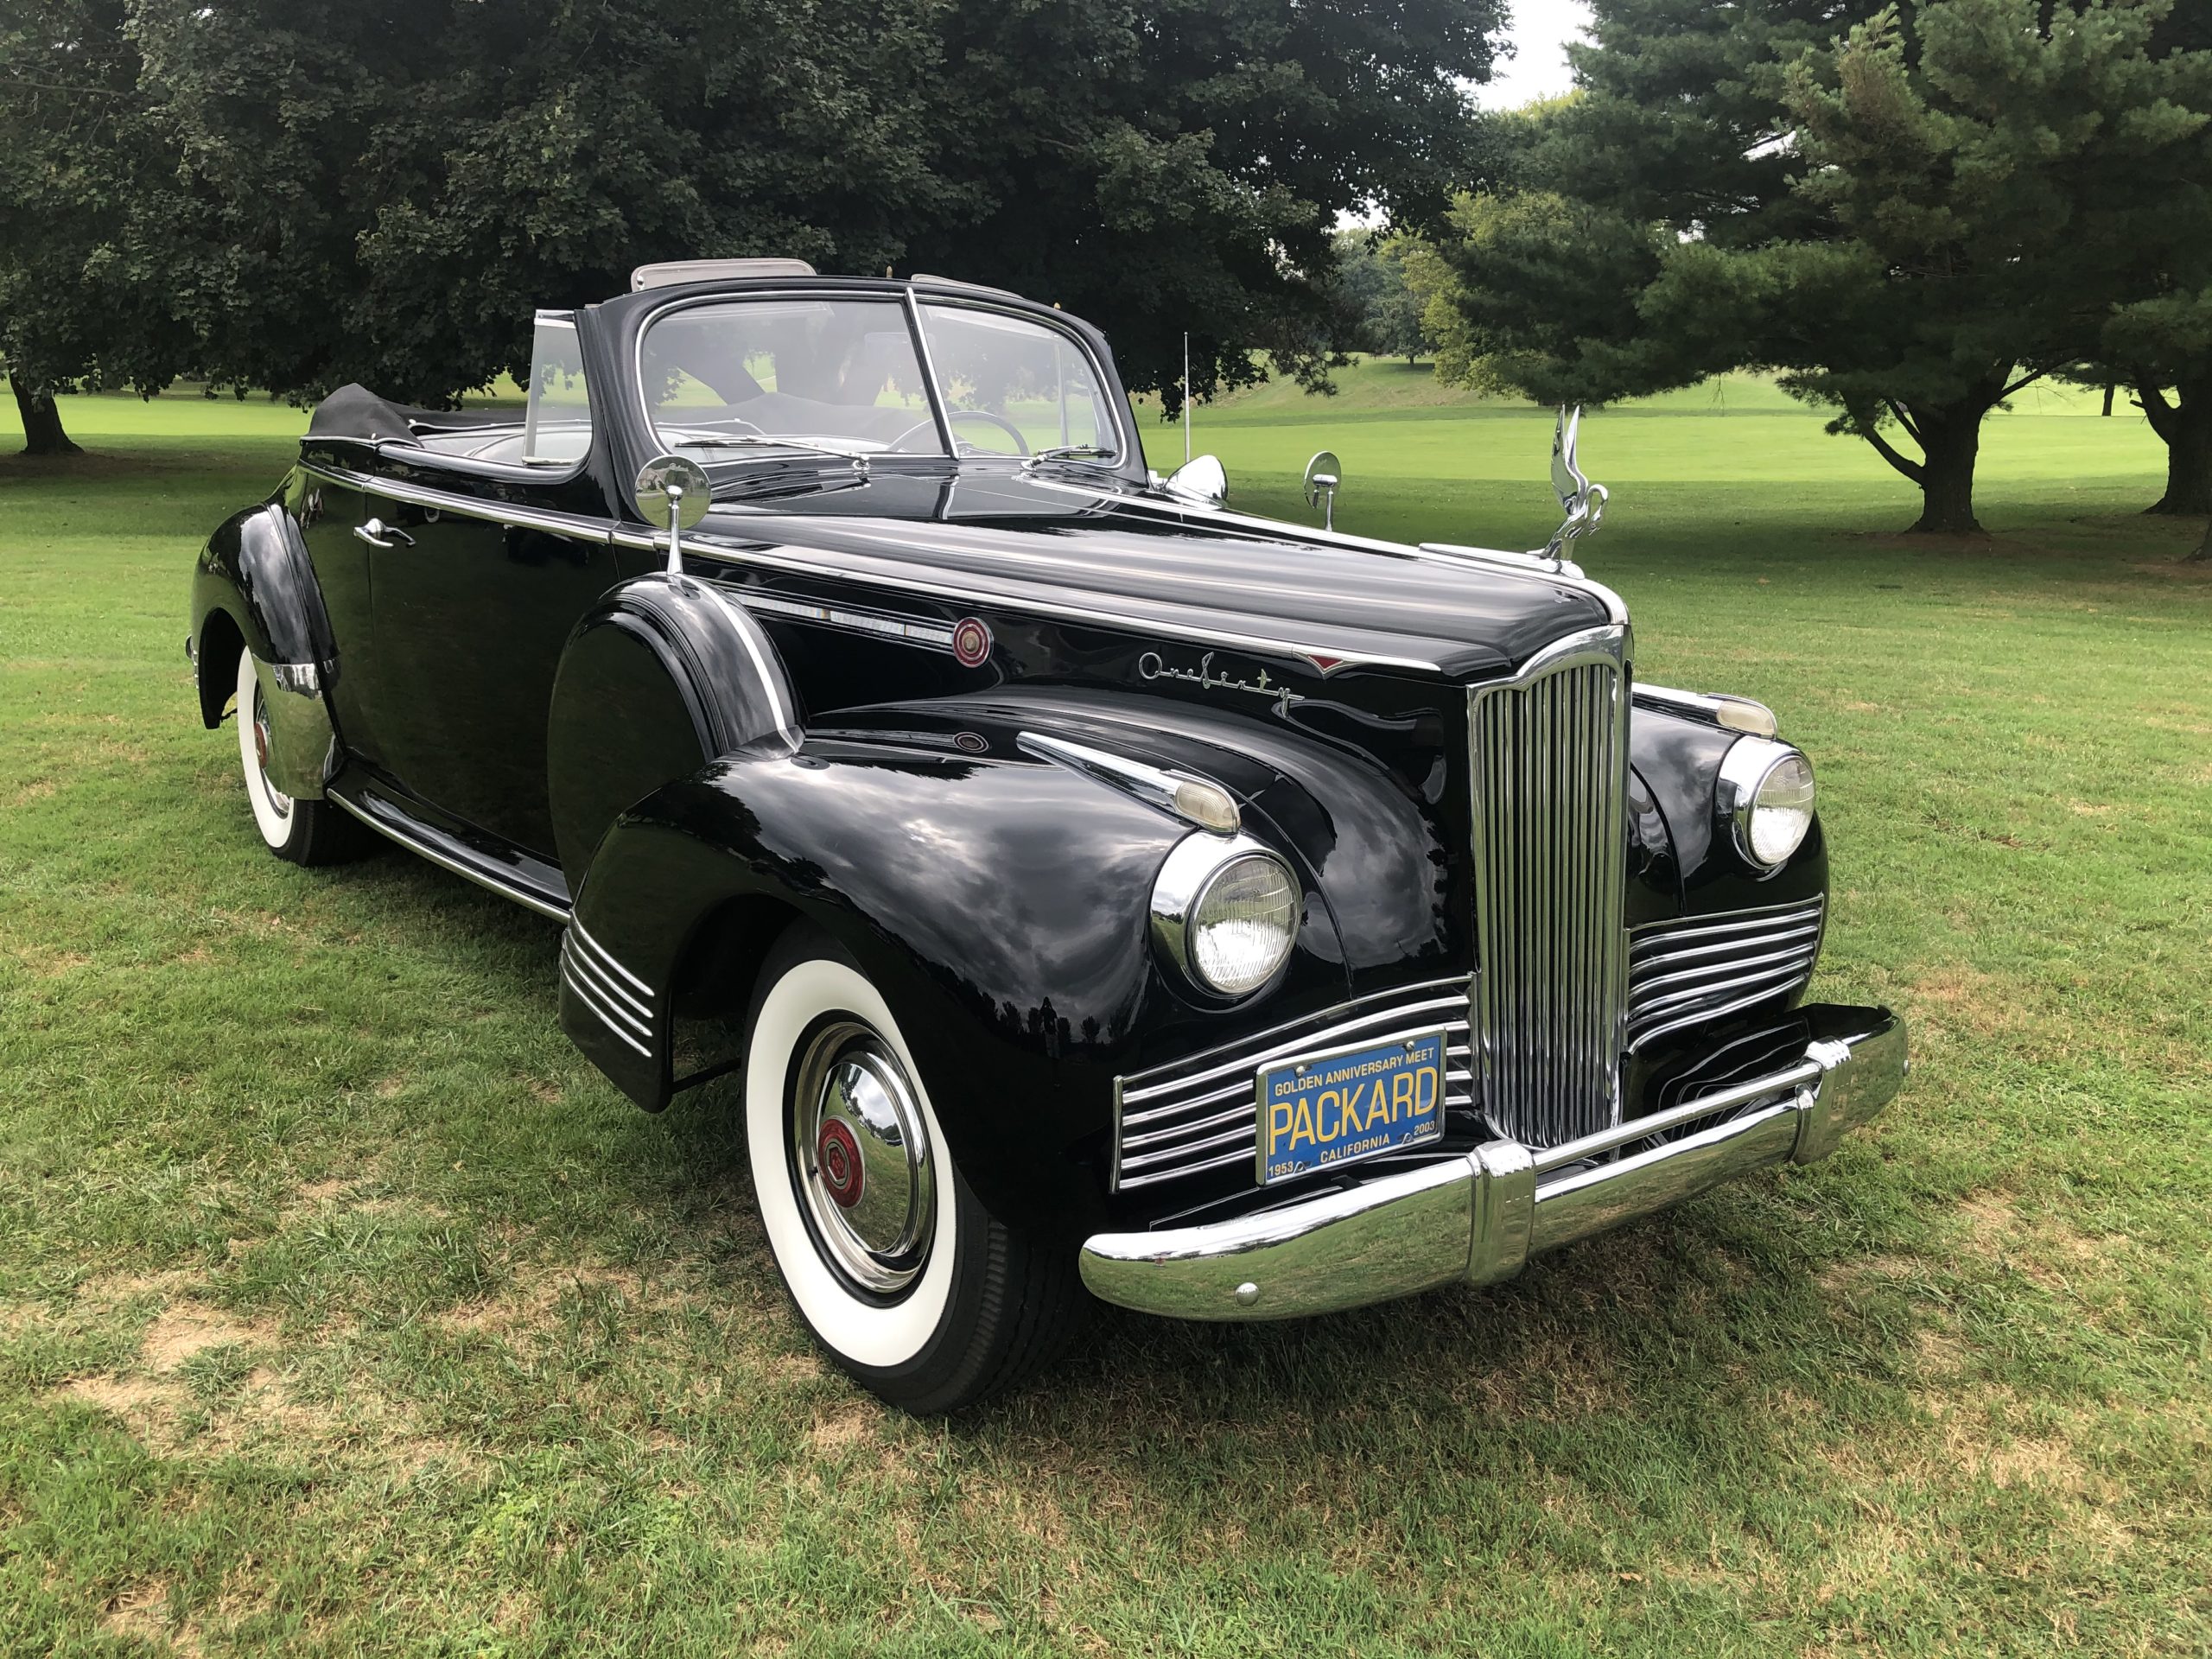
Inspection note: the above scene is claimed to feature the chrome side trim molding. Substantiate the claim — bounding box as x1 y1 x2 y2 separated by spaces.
726 587 957 651
561 940 652 1039
327 791 570 921
303 461 1456 680
559 922 658 1060
299 462 616 545
1632 683 1779 738
1018 732 1240 836
1080 1007 1907 1321
301 463 1615 683
568 918 652 999
561 961 652 1058
627 523 1449 677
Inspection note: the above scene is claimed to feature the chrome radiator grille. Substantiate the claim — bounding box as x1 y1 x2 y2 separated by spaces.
1627 897 1825 1053
1111 979 1474 1192
1467 631 1630 1148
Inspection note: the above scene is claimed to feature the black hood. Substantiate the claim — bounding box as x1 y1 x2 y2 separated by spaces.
683 464 1617 682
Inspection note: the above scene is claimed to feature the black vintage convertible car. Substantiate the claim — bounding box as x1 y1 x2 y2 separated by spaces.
189 260 1906 1412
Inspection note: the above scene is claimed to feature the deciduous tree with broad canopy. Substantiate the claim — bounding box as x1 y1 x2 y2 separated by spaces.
0 0 1503 446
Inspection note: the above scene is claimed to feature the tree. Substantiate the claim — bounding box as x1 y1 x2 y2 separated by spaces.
2092 4 2212 516
1433 0 2212 534
10 1 1504 423
1332 230 1433 365
904 3 1502 410
124 0 969 406
0 0 197 454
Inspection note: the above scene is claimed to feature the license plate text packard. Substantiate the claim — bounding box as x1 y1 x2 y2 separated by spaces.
1260 1032 1445 1184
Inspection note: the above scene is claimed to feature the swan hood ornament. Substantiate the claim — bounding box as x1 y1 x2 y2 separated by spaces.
1545 404 1608 560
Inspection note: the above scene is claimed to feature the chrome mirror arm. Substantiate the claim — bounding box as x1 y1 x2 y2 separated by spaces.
664 483 687 576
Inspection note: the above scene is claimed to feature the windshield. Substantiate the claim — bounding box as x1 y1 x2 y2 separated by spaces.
917 303 1116 461
638 295 1119 465
642 297 945 458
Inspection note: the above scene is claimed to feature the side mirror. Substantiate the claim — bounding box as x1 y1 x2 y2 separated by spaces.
1303 450 1341 531
632 454 712 575
1160 454 1228 508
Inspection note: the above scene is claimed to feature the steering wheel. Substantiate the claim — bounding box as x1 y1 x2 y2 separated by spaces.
889 410 1030 456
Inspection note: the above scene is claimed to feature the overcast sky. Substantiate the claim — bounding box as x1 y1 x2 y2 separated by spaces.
1480 0 1593 110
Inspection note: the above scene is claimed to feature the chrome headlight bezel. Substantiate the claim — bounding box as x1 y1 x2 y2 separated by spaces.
1149 832 1301 999
1716 736 1817 870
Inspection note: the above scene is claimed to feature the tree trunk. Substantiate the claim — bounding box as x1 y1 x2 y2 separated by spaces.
2141 377 2212 517
11 380 80 456
1907 404 1985 534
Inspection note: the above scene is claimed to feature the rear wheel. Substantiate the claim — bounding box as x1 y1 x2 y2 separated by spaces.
232 647 368 866
743 925 1084 1413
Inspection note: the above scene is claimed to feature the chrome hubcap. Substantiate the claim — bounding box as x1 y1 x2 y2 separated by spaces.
790 1020 933 1296
251 683 292 818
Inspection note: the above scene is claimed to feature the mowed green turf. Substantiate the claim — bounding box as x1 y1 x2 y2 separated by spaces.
2 375 2209 1657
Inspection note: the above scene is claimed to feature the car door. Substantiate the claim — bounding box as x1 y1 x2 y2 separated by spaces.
357 494 628 858
292 474 388 770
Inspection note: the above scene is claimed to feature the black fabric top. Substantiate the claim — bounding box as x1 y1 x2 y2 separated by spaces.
307 384 510 443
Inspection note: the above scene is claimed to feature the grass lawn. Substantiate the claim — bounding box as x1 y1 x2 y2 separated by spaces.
2 374 2209 1656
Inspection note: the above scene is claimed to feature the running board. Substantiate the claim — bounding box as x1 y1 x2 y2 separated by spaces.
329 785 572 919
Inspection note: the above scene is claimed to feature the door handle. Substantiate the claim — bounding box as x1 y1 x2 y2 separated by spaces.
353 518 416 550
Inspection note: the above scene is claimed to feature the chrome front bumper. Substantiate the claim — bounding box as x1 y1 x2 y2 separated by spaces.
1078 1006 1906 1321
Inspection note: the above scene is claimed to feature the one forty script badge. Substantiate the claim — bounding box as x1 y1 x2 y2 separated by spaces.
1136 651 1306 716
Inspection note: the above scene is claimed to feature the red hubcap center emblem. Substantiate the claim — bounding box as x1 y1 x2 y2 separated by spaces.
817 1119 864 1209
254 722 270 770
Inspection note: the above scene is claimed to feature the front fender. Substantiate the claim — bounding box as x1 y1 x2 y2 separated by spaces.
850 685 1462 987
562 737 1350 1233
1630 702 1827 913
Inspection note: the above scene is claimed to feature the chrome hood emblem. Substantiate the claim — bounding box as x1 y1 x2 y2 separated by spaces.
1545 406 1608 558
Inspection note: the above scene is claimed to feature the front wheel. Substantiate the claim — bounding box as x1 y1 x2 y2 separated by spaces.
744 925 1084 1412
232 647 369 866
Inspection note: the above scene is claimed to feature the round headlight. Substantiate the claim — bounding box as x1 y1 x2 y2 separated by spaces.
1718 737 1816 868
1150 835 1300 997
1190 855 1299 994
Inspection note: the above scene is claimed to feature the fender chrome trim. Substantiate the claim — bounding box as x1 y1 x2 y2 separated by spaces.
1078 1007 1906 1321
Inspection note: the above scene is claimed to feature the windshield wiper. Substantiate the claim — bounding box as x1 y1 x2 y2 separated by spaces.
669 432 876 467
1021 444 1117 471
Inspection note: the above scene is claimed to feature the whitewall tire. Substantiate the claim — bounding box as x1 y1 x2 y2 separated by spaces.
743 925 1084 1412
232 646 367 867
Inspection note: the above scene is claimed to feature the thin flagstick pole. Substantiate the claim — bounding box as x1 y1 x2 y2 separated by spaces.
1183 333 1192 465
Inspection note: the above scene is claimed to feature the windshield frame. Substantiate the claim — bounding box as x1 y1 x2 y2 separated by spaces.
629 284 1133 478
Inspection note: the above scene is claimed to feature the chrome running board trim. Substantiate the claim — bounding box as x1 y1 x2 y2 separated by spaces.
327 788 570 920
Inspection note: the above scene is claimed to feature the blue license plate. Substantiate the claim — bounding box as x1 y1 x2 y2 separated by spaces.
1256 1029 1446 1185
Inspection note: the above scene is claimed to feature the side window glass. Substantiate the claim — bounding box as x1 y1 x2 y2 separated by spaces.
523 314 591 463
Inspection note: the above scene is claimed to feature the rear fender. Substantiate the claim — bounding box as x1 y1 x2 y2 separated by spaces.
546 570 802 880
189 497 340 798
